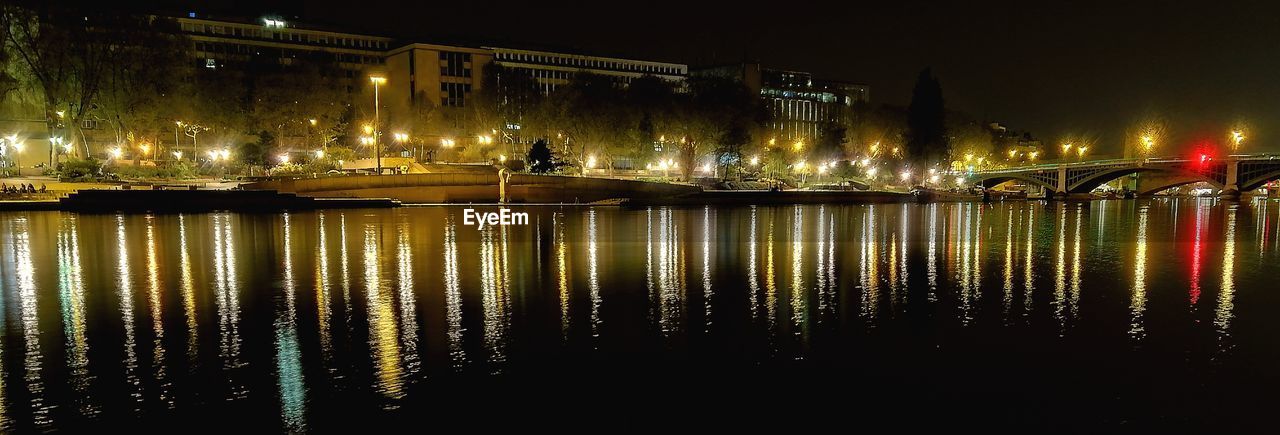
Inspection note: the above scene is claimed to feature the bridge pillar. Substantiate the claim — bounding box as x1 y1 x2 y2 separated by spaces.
1052 167 1069 200
1220 159 1241 199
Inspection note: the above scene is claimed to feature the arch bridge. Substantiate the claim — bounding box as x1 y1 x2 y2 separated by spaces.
971 155 1280 197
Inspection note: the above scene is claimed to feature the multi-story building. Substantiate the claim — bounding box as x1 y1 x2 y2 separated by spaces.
488 47 688 95
177 15 392 81
695 62 870 143
382 43 493 109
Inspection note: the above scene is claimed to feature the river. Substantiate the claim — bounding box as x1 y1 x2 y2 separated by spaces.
0 199 1276 431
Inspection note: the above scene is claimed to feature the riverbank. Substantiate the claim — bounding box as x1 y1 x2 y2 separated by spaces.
0 189 398 212
629 189 914 205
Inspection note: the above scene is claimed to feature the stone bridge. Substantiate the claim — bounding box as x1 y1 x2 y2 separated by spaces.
971 155 1280 198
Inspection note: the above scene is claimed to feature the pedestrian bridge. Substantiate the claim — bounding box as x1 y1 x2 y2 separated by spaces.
971 155 1280 196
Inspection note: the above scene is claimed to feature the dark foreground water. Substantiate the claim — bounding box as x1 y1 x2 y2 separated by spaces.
0 199 1278 431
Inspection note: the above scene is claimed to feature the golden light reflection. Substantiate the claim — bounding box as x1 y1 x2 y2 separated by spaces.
364 224 404 400
1216 205 1238 346
958 204 974 325
860 205 880 322
57 216 93 415
1130 206 1149 342
747 207 761 321
816 206 830 318
16 218 51 425
117 215 142 407
765 219 778 347
1024 207 1035 319
927 203 938 301
443 218 466 369
655 208 684 339
315 213 334 372
397 221 421 376
178 215 197 366
1070 205 1083 320
702 207 713 333
557 213 571 340
1003 208 1015 319
145 217 172 407
213 214 245 399
481 224 510 370
1054 205 1067 334
790 206 807 350
588 210 602 340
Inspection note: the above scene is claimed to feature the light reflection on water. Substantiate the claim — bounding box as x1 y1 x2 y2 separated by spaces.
0 199 1274 429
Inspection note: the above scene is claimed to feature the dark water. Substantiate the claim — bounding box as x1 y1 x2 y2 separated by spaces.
0 199 1278 431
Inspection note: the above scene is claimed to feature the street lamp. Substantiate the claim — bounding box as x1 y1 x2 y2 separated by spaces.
1076 146 1088 161
369 75 386 174
173 150 184 160
749 155 760 166
110 147 124 160
1230 130 1245 153
11 140 23 174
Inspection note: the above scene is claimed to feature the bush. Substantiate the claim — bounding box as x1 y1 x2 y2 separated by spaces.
59 157 103 180
109 161 198 180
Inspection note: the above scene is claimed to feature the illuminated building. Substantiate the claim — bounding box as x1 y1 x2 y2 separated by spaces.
694 62 870 142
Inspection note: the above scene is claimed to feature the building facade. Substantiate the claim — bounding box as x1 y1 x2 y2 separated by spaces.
695 62 870 143
488 47 688 95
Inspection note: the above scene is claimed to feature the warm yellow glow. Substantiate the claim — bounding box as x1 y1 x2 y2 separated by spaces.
314 150 325 159
110 147 123 159
369 75 386 85
859 158 871 167
749 155 760 166
219 149 230 160
701 163 712 173
585 155 597 168
1062 143 1073 154
792 140 804 152
891 146 900 155
1230 130 1245 149
139 143 151 155
964 153 974 162
207 150 219 160
279 154 290 164
900 170 912 181
309 119 317 126
1029 151 1040 160
929 174 940 183
173 150 183 160
393 132 408 142
956 176 966 185
794 160 806 170
768 138 776 146
866 167 878 177
1077 146 1088 157
498 154 507 162
363 124 374 135
870 142 880 154
12 141 23 153
441 138 455 147
1008 149 1017 158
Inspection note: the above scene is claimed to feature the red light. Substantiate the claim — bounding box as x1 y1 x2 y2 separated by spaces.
1200 154 1211 163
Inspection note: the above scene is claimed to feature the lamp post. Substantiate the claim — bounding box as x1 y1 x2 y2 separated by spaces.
369 75 386 175
11 140 23 176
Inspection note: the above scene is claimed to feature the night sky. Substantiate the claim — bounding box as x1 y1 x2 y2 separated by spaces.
149 1 1280 156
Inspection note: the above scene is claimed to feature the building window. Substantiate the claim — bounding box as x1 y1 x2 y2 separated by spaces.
439 52 471 78
441 82 471 107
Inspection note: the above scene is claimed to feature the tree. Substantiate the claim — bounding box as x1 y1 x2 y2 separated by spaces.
526 138 562 174
906 68 947 166
1 5 175 162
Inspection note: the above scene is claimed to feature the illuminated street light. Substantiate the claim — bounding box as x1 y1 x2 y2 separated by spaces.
1076 146 1089 160
794 160 806 171
309 118 317 126
173 150 183 160
586 155 597 169
929 174 941 183
499 154 507 163
900 170 912 181
314 150 325 159
139 143 151 157
219 149 230 160
369 75 386 174
792 140 804 152
208 150 219 160
1029 151 1040 161
1230 130 1245 152
111 147 124 159
749 155 760 166
441 138 455 148
1062 143 1073 156
866 167 878 177
278 154 290 164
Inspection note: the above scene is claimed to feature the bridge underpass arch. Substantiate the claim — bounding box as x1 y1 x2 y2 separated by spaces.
1070 166 1220 195
1239 168 1280 192
976 174 1057 193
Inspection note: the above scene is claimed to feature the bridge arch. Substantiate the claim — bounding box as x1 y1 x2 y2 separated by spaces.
1239 168 1280 192
1068 166 1217 194
975 174 1057 192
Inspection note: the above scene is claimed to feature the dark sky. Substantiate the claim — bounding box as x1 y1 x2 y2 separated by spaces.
160 1 1280 156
